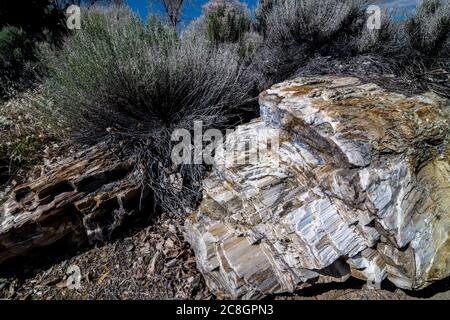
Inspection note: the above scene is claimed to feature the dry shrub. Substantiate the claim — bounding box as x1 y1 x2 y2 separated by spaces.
252 0 450 97
40 6 252 212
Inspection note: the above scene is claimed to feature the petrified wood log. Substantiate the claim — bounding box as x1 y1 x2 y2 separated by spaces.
0 144 145 265
185 76 450 299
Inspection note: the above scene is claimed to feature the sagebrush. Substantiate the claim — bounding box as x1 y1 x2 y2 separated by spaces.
40 6 252 211
7 0 449 211
253 0 450 96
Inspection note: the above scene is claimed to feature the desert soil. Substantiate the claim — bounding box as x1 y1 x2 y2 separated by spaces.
1 211 449 300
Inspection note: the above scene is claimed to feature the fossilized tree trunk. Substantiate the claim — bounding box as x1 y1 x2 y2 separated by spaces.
185 76 450 299
0 145 147 265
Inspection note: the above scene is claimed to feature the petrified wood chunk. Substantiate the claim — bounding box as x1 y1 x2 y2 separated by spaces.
0 144 145 265
185 76 450 299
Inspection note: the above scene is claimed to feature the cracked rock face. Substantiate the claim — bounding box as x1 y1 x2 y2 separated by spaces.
0 145 146 265
185 76 450 299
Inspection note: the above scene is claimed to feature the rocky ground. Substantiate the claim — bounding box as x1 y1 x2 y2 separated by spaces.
0 212 211 300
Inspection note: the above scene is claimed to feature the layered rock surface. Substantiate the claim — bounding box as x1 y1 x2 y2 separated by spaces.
185 76 450 299
0 145 146 264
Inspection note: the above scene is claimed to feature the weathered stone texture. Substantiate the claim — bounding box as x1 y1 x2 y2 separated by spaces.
0 145 144 264
185 76 450 299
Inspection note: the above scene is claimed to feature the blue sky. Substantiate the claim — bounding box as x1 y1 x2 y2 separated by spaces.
126 0 418 25
127 0 212 24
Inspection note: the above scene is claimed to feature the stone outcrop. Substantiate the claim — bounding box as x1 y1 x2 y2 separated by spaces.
0 145 146 265
185 76 450 299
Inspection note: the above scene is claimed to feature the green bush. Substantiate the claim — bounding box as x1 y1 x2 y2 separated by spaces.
186 0 252 45
0 1 68 101
184 1 260 66
40 6 252 211
0 27 33 66
0 26 35 100
203 0 252 43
